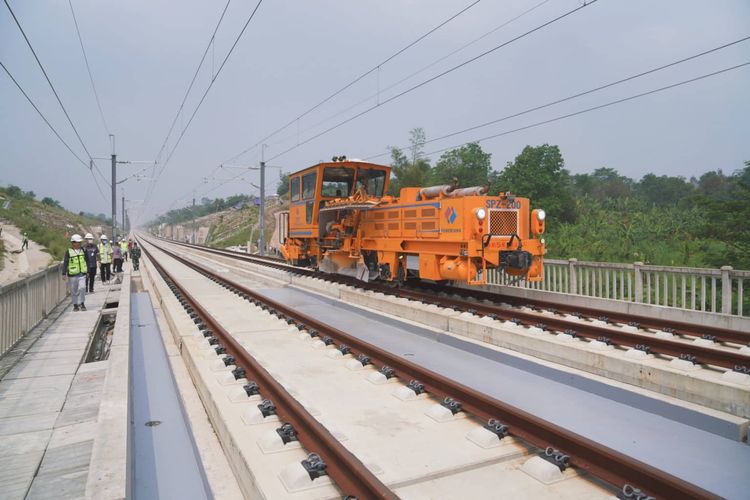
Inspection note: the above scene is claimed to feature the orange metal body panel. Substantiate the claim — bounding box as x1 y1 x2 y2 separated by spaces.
282 161 545 284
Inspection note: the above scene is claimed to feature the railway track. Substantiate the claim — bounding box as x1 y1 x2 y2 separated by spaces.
156 238 750 373
141 235 719 499
141 240 395 499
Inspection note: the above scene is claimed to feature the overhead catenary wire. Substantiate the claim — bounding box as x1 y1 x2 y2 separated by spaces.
365 34 750 160
177 59 750 217
161 0 545 220
264 0 552 152
140 0 550 224
1 60 109 202
1 60 88 168
3 0 94 160
161 164 248 216
68 0 110 142
160 158 280 217
153 0 233 165
264 0 600 163
89 163 109 201
160 0 264 168
223 0 484 165
419 61 750 159
142 0 264 216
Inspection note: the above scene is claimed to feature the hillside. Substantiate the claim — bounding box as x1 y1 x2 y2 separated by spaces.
155 197 287 252
0 185 108 262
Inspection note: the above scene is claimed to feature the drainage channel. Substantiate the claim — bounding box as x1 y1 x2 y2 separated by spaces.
129 287 211 499
83 313 115 363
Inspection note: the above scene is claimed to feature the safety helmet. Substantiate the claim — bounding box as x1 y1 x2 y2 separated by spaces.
84 233 94 240
71 234 83 242
100 235 108 241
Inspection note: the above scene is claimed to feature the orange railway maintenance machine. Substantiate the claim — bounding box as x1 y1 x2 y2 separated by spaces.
280 158 546 285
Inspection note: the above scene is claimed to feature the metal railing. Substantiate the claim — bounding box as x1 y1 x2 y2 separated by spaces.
488 259 749 317
0 264 68 357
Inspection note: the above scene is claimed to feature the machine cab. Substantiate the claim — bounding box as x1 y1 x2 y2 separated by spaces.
287 159 390 241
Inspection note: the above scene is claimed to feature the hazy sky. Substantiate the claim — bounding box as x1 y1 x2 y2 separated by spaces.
2 0 749 224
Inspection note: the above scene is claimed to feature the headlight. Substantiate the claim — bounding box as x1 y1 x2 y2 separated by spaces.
537 209 546 221
475 208 486 220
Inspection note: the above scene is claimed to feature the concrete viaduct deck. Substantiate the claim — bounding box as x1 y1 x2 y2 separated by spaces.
0 239 748 499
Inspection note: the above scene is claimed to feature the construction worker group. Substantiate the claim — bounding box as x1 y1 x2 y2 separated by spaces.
63 233 140 312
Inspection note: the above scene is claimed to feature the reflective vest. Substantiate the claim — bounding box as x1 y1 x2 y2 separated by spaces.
68 248 87 275
120 241 128 253
98 243 112 263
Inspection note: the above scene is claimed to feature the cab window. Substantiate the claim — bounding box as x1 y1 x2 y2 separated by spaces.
290 176 300 201
302 172 317 199
321 167 354 197
358 169 386 197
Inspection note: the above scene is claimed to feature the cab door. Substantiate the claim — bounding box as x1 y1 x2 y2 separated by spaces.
289 175 306 236
289 170 319 238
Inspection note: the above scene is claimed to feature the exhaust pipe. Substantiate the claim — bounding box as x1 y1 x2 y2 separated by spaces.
446 184 489 197
418 178 458 200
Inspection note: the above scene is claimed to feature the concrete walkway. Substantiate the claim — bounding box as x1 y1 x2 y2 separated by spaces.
0 281 116 499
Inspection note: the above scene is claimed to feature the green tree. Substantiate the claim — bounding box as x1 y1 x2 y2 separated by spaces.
494 144 576 222
694 170 731 197
429 142 491 188
572 167 632 201
409 127 426 164
590 167 632 200
636 174 694 206
388 128 432 195
700 162 750 268
277 172 290 197
41 197 61 208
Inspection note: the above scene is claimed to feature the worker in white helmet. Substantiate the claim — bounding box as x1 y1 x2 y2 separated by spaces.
98 235 112 283
83 233 99 293
62 234 88 311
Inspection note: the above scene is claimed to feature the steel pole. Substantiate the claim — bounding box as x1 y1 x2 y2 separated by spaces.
259 161 265 255
121 195 125 237
111 153 116 241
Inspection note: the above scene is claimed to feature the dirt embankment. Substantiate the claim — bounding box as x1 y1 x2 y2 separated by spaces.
158 198 287 251
0 223 53 285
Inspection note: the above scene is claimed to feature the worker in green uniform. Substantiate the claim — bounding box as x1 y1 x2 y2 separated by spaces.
130 242 141 271
98 235 112 283
62 234 88 311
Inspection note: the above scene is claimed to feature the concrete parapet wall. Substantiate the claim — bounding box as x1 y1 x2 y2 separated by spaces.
479 284 750 333
0 264 68 358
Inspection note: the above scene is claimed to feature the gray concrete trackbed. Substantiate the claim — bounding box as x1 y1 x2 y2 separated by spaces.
130 293 210 499
258 286 750 499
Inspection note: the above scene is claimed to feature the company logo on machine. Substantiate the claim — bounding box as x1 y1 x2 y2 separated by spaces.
444 207 457 224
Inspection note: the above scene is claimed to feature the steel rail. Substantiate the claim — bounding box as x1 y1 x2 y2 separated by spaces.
155 237 745 346
144 235 718 500
386 285 750 371
155 238 750 371
415 280 750 346
140 240 396 499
